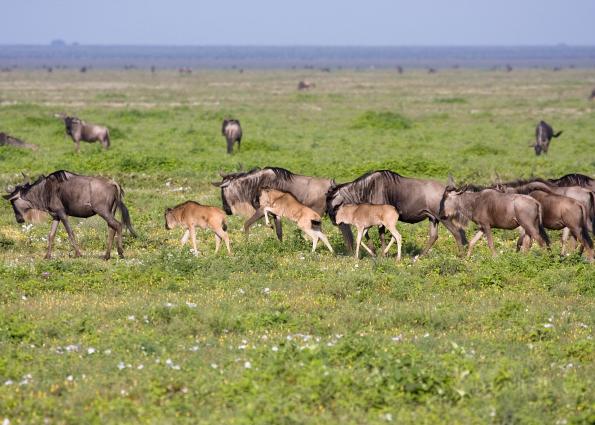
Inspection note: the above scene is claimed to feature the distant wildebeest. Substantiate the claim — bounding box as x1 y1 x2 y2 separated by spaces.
439 184 550 257
531 121 563 155
297 81 315 90
221 119 242 154
521 190 593 261
396 66 403 74
0 132 38 150
211 167 333 242
164 201 231 256
335 204 402 260
3 170 136 260
326 171 468 256
590 89 595 100
258 188 333 253
56 114 111 153
428 68 437 74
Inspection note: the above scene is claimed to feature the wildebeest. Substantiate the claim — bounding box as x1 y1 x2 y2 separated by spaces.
3 170 136 260
221 119 242 154
326 171 468 256
56 114 111 153
439 185 550 256
258 188 333 253
335 204 402 260
548 173 595 193
590 89 595 100
531 121 563 155
164 201 231 256
212 167 333 241
0 132 38 150
297 81 315 90
520 190 593 261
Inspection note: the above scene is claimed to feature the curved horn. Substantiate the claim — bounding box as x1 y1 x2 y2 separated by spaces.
495 172 502 184
447 174 455 188
21 172 30 183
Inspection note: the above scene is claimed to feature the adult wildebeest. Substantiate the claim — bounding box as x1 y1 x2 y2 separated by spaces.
439 185 550 257
520 190 593 261
221 119 242 154
589 89 595 101
297 81 315 90
57 114 110 153
531 121 562 156
326 171 468 256
211 167 333 242
548 173 595 193
3 170 136 260
0 132 38 150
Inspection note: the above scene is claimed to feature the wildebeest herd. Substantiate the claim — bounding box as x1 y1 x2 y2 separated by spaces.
4 164 594 262
1 104 593 262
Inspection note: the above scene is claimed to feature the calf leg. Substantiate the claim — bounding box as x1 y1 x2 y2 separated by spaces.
441 218 468 254
467 230 484 257
384 223 402 261
355 227 365 259
189 225 199 256
45 219 60 260
180 229 190 246
214 234 221 253
314 230 334 253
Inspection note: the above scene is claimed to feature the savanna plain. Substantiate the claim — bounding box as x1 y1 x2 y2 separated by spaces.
0 68 594 424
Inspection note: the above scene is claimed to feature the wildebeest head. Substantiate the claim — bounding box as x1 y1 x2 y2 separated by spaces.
164 208 176 230
63 116 81 136
439 184 471 226
3 179 47 224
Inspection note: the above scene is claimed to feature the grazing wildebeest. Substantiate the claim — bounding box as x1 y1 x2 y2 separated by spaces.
164 201 231 256
520 190 593 261
531 121 563 155
221 119 242 154
326 171 468 256
3 170 136 260
439 185 550 257
211 167 333 242
258 188 333 253
57 114 111 153
0 132 37 150
297 81 315 90
335 204 402 260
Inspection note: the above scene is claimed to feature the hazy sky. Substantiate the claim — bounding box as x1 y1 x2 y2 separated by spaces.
1 0 594 45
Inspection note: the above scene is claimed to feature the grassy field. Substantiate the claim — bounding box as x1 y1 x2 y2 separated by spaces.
0 68 594 424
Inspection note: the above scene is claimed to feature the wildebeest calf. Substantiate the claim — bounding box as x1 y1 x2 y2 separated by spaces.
3 170 136 260
164 201 231 256
439 186 550 257
335 204 402 260
221 119 242 154
531 120 562 156
258 188 333 253
57 114 111 153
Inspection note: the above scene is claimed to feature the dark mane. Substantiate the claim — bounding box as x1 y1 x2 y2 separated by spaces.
502 177 551 188
455 184 488 193
549 173 594 187
46 170 77 183
264 167 295 181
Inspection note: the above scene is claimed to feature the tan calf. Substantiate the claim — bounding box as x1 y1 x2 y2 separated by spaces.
164 201 231 256
258 188 333 253
335 204 402 260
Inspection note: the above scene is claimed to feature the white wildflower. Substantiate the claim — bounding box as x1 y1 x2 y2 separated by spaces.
211 363 218 369
4 380 13 386
117 361 126 370
262 287 270 294
244 361 252 369
87 347 96 355
186 302 197 308
127 315 136 321
382 413 393 422
189 345 200 352
66 375 74 382
272 346 279 352
543 323 554 329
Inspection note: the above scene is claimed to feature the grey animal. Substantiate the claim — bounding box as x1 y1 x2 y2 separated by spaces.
212 167 333 241
439 184 550 257
522 190 593 261
590 89 595 100
221 119 242 154
326 171 468 256
531 121 562 155
3 170 136 260
57 114 111 153
0 132 37 150
297 81 315 90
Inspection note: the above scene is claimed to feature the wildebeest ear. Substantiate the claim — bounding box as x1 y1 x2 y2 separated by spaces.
330 179 337 188
446 174 455 190
2 193 12 200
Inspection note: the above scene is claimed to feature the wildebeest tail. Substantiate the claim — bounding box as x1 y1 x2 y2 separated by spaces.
579 206 594 249
536 203 550 246
222 219 228 232
311 220 322 231
115 184 137 237
588 192 595 234
552 130 563 138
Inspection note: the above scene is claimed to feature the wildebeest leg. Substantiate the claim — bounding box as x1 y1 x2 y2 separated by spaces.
189 225 199 256
98 212 123 259
441 219 468 254
384 223 402 261
354 227 365 259
363 229 375 254
420 219 439 257
75 140 80 154
359 235 376 257
44 219 60 260
378 226 386 256
214 234 221 253
516 228 526 252
244 208 265 236
215 230 232 254
180 229 190 246
484 227 498 257
314 230 334 253
59 215 82 257
104 227 115 260
467 230 484 257
226 138 233 154
339 223 354 253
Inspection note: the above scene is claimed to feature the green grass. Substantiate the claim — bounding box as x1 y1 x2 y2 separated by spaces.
0 69 594 424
